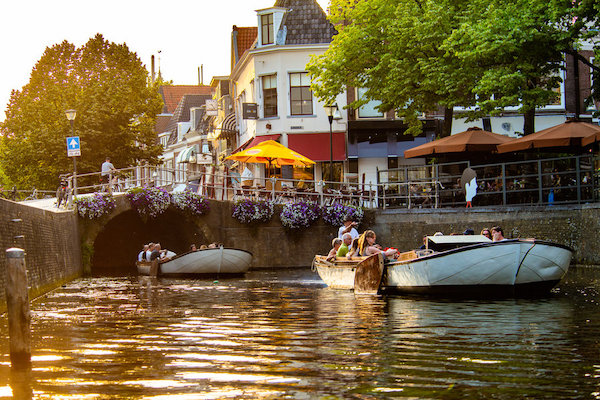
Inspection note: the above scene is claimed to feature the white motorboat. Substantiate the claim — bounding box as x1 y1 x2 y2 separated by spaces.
137 247 252 276
313 235 573 296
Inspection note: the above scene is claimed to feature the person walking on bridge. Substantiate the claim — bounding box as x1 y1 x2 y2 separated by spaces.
101 157 116 193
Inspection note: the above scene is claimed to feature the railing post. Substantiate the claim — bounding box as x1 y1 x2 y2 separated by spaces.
501 163 507 205
537 159 543 204
576 156 581 203
382 184 386 210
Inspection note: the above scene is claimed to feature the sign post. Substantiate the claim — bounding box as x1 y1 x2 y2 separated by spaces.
66 136 80 197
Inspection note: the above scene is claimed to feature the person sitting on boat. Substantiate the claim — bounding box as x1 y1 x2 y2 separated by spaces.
327 238 342 261
337 233 353 257
357 230 399 258
338 217 359 240
149 243 161 261
346 237 360 259
199 244 208 250
138 244 149 262
208 242 217 248
480 228 492 240
491 226 505 242
145 243 154 261
190 244 197 251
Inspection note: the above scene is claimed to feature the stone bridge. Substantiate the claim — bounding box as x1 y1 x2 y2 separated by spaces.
78 194 342 275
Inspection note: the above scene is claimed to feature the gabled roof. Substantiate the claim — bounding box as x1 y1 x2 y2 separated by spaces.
159 85 213 114
274 0 336 45
232 26 258 69
154 114 172 134
166 94 213 145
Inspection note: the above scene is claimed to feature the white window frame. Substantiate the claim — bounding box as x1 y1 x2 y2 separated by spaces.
288 71 313 116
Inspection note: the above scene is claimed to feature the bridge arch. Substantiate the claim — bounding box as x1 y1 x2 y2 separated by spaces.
79 194 219 275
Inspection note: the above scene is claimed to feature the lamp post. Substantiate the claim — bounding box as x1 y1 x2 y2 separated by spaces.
65 109 77 198
324 103 341 183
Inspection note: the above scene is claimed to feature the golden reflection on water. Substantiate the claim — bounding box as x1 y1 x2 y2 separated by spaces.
1 267 599 398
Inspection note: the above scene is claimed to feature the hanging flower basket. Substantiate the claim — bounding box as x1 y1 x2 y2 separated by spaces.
232 198 274 224
321 202 364 227
280 200 320 229
74 192 116 219
126 187 171 219
171 191 210 217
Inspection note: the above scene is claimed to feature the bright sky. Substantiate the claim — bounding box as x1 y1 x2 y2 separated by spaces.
0 0 330 122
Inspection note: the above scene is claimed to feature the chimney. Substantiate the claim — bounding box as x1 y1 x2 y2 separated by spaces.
151 55 155 83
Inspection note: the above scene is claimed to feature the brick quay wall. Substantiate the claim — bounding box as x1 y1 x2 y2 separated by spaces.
0 198 82 313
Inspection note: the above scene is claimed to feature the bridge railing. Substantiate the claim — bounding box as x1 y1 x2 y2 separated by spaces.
20 166 442 210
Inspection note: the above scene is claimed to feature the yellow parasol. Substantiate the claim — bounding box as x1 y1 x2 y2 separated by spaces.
226 140 315 169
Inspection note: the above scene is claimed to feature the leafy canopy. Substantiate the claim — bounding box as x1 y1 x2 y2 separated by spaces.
309 0 594 135
0 34 163 189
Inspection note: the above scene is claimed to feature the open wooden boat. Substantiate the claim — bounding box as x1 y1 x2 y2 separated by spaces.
313 235 573 296
137 247 252 277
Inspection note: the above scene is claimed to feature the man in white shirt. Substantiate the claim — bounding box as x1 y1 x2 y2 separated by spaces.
338 218 359 240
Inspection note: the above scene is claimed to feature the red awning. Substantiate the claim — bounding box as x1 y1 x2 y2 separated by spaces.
232 134 281 154
287 132 346 162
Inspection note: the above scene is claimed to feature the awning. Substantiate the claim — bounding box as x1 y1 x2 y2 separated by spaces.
232 134 281 154
287 132 346 162
215 112 238 139
176 146 196 163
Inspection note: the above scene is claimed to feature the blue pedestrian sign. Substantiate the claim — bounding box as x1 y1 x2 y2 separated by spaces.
67 136 81 157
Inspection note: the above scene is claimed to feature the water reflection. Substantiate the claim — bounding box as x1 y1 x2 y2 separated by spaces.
0 266 598 398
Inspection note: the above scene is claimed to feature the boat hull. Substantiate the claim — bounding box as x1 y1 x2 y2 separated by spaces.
138 247 252 276
314 239 572 296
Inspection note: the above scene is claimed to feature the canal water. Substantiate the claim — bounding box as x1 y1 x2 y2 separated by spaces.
1 266 599 399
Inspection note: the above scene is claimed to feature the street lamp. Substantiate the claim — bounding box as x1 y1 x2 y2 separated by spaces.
324 103 342 183
65 109 77 198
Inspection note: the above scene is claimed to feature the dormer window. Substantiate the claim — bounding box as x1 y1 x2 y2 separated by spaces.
261 13 274 45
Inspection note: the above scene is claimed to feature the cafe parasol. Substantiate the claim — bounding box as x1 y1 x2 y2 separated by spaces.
404 127 513 158
226 139 315 175
497 120 600 153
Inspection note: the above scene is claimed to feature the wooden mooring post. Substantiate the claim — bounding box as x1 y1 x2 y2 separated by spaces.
5 248 31 369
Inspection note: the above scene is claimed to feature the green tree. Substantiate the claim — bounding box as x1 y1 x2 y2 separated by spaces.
308 0 475 136
0 34 163 190
445 0 571 135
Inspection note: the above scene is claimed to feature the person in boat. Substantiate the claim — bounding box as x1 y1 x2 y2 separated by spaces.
346 237 360 259
463 228 475 235
337 233 353 257
480 228 492 240
419 235 428 250
357 230 399 258
327 238 342 261
190 244 197 251
149 243 161 261
491 226 505 242
199 244 208 250
138 244 149 262
145 243 154 261
208 242 218 248
338 217 359 240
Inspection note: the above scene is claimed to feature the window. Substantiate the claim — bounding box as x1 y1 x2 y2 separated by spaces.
357 87 384 118
261 14 274 45
289 72 313 115
262 74 278 117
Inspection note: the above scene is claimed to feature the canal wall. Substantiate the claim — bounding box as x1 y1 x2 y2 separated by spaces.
0 198 82 313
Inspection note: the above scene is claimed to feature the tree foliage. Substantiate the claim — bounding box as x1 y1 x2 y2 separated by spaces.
0 34 163 189
308 0 473 136
308 0 598 136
